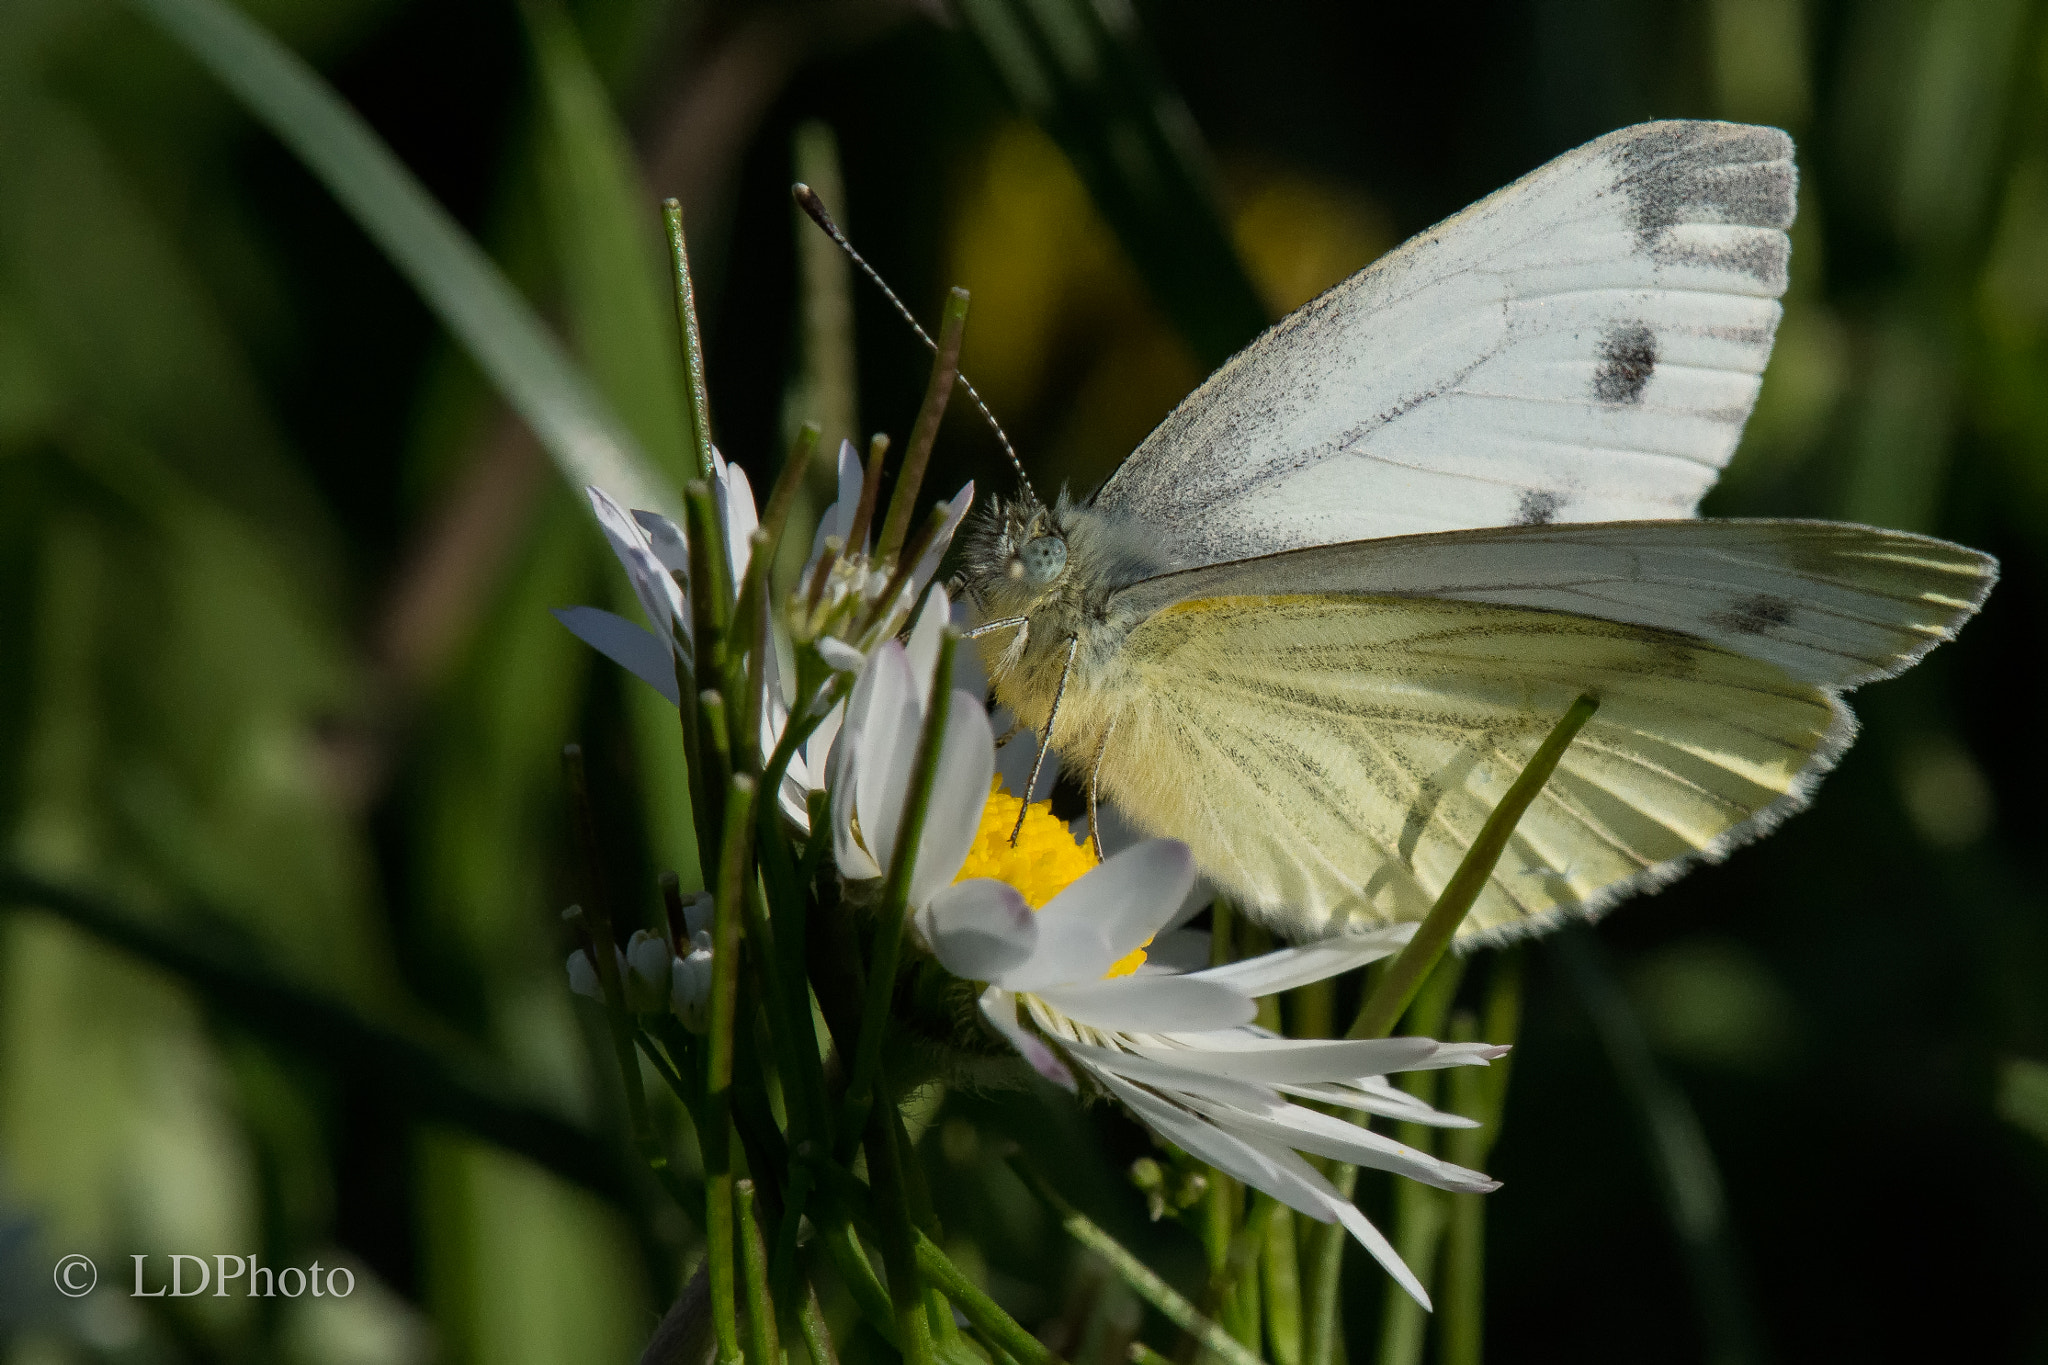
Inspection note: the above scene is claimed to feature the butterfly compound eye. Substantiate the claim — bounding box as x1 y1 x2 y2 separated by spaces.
1013 535 1068 586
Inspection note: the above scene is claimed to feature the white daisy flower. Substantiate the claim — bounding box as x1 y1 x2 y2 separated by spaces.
868 735 1501 1308
819 633 1506 1305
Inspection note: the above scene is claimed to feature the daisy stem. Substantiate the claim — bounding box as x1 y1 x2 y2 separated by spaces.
844 432 891 563
737 1179 784 1365
697 691 735 883
705 773 758 1365
797 1142 1068 1365
685 476 737 680
1372 956 1464 1365
732 528 777 766
1303 697 1594 1365
1438 977 1515 1365
1262 1204 1302 1365
864 1086 936 1365
1008 1154 1261 1365
878 288 969 562
1345 693 1597 1043
663 198 718 486
841 631 959 1145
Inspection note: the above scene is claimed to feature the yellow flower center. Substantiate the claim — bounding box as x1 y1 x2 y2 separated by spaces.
954 779 1148 978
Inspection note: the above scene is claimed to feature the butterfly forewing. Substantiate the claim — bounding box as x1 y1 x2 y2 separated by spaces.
1089 122 1796 574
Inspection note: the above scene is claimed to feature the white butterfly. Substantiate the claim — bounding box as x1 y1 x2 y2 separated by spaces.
956 120 1997 945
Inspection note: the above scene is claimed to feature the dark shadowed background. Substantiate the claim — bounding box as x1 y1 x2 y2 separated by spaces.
2 0 2045 1361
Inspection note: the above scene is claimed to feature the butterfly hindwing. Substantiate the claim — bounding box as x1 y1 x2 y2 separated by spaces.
1091 593 1844 943
1065 519 1993 940
1089 121 1796 573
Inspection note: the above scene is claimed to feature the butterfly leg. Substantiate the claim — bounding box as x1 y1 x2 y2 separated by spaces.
993 719 1025 749
1086 717 1117 860
1009 635 1079 847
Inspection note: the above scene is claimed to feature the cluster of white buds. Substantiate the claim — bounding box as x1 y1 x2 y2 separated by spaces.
566 891 716 1033
784 439 972 669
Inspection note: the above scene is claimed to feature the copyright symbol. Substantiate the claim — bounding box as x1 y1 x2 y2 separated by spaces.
54 1254 96 1297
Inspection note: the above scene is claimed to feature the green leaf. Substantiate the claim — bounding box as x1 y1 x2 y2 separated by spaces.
126 0 680 519
522 0 701 888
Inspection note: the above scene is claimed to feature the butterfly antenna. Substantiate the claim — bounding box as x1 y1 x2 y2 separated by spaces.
793 183 1039 507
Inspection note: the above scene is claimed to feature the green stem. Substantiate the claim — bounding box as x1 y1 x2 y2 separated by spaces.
877 289 969 561
840 632 959 1150
913 1231 1063 1365
1347 694 1597 1042
798 1280 841 1365
663 198 718 485
865 1082 935 1365
1300 1172 1354 1365
1261 1205 1301 1365
1305 698 1594 1365
798 1143 1065 1365
1008 1155 1261 1365
1371 959 1464 1365
738 1179 783 1365
705 773 758 1365
1437 952 1524 1365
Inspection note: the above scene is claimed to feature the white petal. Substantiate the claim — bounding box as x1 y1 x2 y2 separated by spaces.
1233 1126 1435 1311
853 645 922 881
1005 840 1195 991
567 949 602 1000
980 989 1075 1089
829 647 895 881
1397 1042 1513 1071
1049 1035 1277 1109
919 880 1036 981
804 700 844 791
1193 924 1415 997
906 694 995 907
630 509 690 573
810 439 864 562
590 487 687 633
1035 976 1255 1033
552 607 682 706
712 449 759 586
817 637 866 673
1096 1068 1431 1309
903 587 950 707
1127 1036 1443 1084
1274 1078 1478 1127
910 483 975 594
1176 1091 1497 1192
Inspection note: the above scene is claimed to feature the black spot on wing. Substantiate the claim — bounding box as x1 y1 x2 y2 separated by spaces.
1612 122 1795 238
1593 323 1658 404
1515 488 1565 526
1707 592 1796 636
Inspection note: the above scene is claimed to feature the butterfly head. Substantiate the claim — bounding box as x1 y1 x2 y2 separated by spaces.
958 494 1073 618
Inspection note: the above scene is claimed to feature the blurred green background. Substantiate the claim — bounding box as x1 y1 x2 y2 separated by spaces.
2 0 2046 1361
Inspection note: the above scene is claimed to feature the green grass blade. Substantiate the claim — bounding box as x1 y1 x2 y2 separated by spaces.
127 0 679 519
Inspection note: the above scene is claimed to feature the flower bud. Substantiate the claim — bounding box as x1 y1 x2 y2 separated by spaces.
672 946 714 1033
624 930 674 1014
